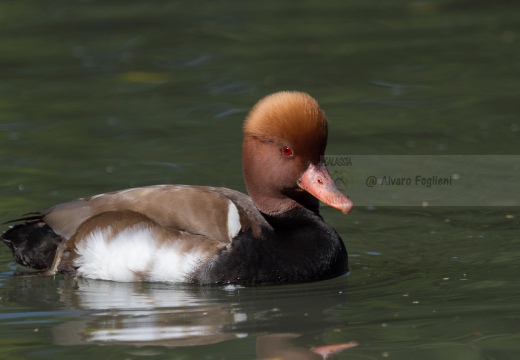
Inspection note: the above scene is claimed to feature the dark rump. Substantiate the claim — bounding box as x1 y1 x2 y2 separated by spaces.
1 220 63 270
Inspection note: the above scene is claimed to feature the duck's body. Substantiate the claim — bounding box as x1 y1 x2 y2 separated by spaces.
2 91 353 285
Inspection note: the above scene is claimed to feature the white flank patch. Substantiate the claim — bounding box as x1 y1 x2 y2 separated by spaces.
74 225 206 283
227 201 241 240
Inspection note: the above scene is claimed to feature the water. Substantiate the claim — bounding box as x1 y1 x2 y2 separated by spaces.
1 1 519 359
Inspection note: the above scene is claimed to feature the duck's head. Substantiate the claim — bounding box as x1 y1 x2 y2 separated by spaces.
242 91 353 216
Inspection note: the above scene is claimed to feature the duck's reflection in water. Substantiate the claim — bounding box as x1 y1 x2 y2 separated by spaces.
50 279 248 346
10 276 358 358
257 334 358 359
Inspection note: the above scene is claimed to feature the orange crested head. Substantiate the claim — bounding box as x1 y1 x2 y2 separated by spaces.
241 91 352 216
243 91 328 159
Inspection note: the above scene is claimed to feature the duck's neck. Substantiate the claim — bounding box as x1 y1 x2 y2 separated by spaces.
251 190 320 216
261 203 323 227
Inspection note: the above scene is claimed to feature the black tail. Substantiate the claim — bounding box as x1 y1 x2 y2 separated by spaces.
1 220 64 270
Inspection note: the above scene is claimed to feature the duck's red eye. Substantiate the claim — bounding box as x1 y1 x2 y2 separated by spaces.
282 146 293 157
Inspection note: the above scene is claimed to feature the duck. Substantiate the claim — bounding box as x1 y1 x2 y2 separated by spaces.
1 91 353 285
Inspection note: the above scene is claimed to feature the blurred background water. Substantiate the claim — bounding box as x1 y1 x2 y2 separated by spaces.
0 0 519 359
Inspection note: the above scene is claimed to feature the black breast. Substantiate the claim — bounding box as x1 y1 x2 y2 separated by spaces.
196 207 348 285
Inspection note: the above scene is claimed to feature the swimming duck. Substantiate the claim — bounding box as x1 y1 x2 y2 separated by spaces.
1 91 353 285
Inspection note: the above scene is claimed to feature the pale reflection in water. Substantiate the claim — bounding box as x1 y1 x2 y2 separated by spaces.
8 276 357 358
52 280 248 346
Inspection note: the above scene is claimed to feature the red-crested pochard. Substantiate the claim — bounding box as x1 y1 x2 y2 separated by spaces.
1 91 353 285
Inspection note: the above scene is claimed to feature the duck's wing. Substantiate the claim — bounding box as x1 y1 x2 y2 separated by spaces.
55 185 271 283
2 185 269 275
43 185 267 243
